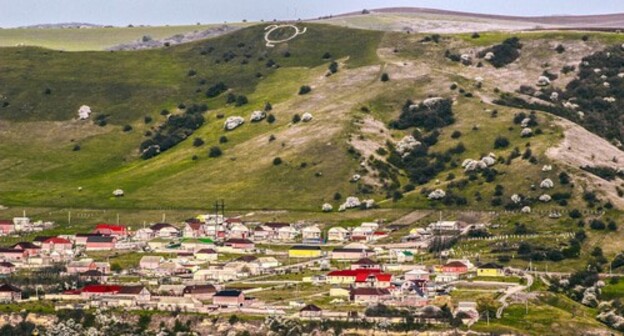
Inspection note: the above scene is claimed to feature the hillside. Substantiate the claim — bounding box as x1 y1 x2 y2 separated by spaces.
1 23 624 213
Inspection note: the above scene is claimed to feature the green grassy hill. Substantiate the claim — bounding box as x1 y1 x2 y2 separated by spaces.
1 23 624 214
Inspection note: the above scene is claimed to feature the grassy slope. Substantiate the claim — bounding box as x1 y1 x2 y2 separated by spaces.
0 24 249 51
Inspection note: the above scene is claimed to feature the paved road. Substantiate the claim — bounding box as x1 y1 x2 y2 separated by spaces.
496 272 533 318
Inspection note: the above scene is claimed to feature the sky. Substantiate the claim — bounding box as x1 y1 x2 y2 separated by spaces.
1 0 624 28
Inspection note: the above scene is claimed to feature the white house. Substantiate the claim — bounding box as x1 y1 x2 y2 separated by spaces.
278 226 299 241
427 221 459 231
302 225 322 242
351 226 374 241
360 222 379 230
229 224 251 239
254 257 281 269
328 227 350 241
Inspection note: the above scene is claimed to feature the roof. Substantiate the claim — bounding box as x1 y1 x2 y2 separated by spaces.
0 284 21 293
353 257 378 265
43 237 71 244
0 220 13 225
76 233 104 238
0 262 15 268
10 242 39 249
80 270 104 277
214 289 242 297
185 222 202 231
332 248 371 253
444 261 468 268
118 286 147 295
196 248 217 254
355 272 392 282
264 222 290 229
150 223 178 231
478 262 503 269
236 255 258 262
140 256 164 263
81 285 121 293
351 287 390 296
290 245 321 251
328 226 349 232
94 224 127 232
86 236 115 243
300 304 322 312
33 236 53 242
225 238 254 244
183 284 216 294
0 248 25 254
327 269 381 277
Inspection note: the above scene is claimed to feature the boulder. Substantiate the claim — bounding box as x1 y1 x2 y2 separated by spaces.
428 189 446 200
301 113 313 122
250 110 266 122
603 97 616 103
521 128 533 137
481 156 496 166
78 105 92 120
540 178 554 189
363 199 375 209
550 92 559 101
339 197 361 211
511 194 521 204
520 117 531 128
603 82 611 88
536 76 551 86
396 135 421 156
475 76 484 83
542 165 552 172
224 116 245 130
460 54 472 65
521 206 531 213
112 189 124 197
322 203 333 212
484 52 495 60
423 97 444 108
539 194 552 202
351 174 361 182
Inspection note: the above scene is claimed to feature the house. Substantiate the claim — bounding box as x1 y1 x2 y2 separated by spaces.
32 236 53 246
0 220 15 235
331 247 373 260
327 269 380 285
139 256 164 270
93 224 128 237
79 270 107 283
80 284 121 298
477 263 505 277
301 225 322 243
289 245 322 258
229 224 251 239
427 221 459 231
300 304 323 318
252 225 271 240
223 238 255 250
405 268 431 281
41 237 72 252
277 226 299 241
180 238 214 252
183 220 205 238
0 261 16 275
150 223 180 238
0 284 21 302
193 268 239 282
351 258 380 271
442 261 469 275
255 257 281 269
263 222 291 238
354 272 392 288
0 248 27 262
10 242 40 256
327 227 349 241
195 248 218 261
157 284 186 296
351 287 390 304
329 287 350 297
66 259 97 274
118 285 151 302
396 250 415 263
213 290 245 307
351 227 374 241
183 284 217 300
360 222 380 230
156 296 202 311
155 261 187 276
74 233 104 245
86 236 116 251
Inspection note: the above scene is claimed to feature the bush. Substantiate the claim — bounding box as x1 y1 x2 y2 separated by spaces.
235 95 248 107
451 130 462 139
44 87 52 95
298 85 312 95
273 157 283 165
479 37 522 68
333 192 342 200
267 114 276 123
205 82 228 98
144 116 152 124
292 114 301 123
72 144 81 151
390 98 454 131
555 44 566 54
569 209 582 219
219 136 228 144
493 136 510 149
208 146 222 158
328 61 338 74
264 102 272 111
380 73 390 82
122 125 133 132
187 69 197 76
322 52 332 59
471 32 480 39
590 219 606 230
193 138 204 147
160 109 169 116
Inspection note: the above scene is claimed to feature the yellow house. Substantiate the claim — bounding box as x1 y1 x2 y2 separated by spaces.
288 245 322 258
329 287 350 297
477 263 505 277
327 270 357 285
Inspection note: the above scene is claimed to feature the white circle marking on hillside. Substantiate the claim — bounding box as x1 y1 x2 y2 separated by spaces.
264 24 307 47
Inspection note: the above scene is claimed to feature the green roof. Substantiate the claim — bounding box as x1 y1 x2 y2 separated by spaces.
402 251 414 256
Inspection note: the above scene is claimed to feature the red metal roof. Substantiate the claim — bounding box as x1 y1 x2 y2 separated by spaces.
327 269 381 277
81 284 121 293
95 224 127 233
44 237 71 244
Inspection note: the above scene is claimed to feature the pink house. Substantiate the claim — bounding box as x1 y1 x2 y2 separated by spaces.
0 220 15 235
10 242 40 256
86 236 116 251
93 224 128 237
224 238 255 250
0 248 27 262
0 261 16 275
41 237 72 252
212 290 245 307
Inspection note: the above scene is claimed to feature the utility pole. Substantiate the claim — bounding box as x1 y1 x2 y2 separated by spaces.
117 213 120 225
68 211 71 225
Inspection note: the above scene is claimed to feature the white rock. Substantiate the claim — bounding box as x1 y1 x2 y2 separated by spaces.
301 112 313 122
481 156 496 166
363 199 375 209
536 76 551 86
460 54 472 64
618 73 624 78
488 152 496 158
542 165 552 172
621 43 624 50
423 97 444 107
520 117 531 127
339 197 361 211
521 206 531 213
603 82 611 88
322 203 333 212
540 178 554 189
250 110 266 122
428 189 446 200
396 135 421 157
577 111 585 119
594 68 602 74
78 105 92 120
521 128 533 137
351 174 361 182
475 76 484 83
550 92 559 101
224 116 245 130
563 101 579 110
600 75 608 80
484 52 495 60
461 159 474 168
112 189 124 197
511 194 521 204
539 194 552 202
603 97 616 103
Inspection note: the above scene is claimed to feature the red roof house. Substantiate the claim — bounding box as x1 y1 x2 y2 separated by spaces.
0 220 15 235
442 261 468 274
224 238 255 250
94 224 128 237
41 237 72 252
80 284 121 297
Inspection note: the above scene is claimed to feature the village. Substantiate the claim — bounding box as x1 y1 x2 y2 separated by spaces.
0 212 532 328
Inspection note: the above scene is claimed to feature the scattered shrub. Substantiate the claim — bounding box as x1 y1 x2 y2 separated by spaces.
298 85 311 95
381 73 390 82
208 146 222 158
273 157 283 165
